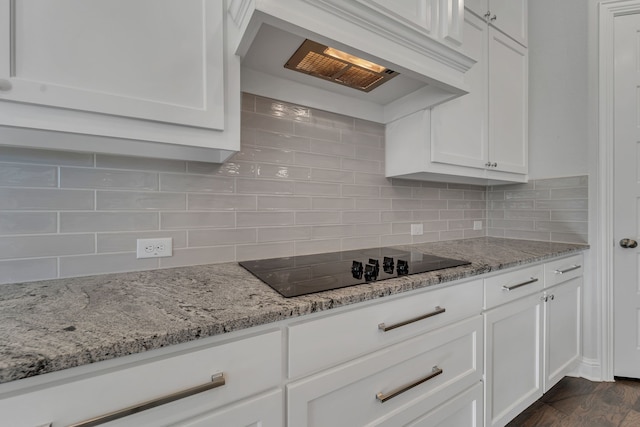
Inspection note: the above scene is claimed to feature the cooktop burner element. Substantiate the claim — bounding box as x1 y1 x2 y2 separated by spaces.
239 247 470 298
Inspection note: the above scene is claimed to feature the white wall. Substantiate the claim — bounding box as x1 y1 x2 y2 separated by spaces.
528 0 589 180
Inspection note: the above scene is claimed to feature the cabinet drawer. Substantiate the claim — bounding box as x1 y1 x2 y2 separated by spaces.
288 280 483 378
288 316 483 427
0 331 282 427
373 381 483 427
484 264 544 309
544 254 583 288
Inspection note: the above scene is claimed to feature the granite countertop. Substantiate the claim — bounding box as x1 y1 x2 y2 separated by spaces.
0 237 588 385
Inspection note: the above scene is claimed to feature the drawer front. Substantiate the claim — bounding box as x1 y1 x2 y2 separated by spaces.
287 316 483 427
0 331 282 427
288 280 483 379
544 254 583 288
373 381 484 427
484 264 544 309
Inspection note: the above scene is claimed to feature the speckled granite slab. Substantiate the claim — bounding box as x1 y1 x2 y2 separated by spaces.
0 237 587 384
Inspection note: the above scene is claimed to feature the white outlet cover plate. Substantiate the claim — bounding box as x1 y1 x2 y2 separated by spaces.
473 221 483 231
410 223 424 236
137 238 173 259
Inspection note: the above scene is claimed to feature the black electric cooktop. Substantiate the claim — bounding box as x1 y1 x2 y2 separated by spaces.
239 247 470 298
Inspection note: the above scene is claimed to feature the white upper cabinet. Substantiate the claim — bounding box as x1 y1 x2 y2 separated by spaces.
386 9 528 185
0 0 240 163
466 0 528 46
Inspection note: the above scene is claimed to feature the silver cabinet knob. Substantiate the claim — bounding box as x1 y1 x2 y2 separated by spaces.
0 79 12 91
620 238 638 248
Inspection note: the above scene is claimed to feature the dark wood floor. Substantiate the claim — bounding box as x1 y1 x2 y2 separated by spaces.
506 376 640 426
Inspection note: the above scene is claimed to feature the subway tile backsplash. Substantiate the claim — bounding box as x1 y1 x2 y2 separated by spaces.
0 94 587 284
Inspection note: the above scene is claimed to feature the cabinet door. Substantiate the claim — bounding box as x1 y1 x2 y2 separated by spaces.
431 12 488 170
488 0 527 46
465 0 488 19
544 279 581 392
367 0 436 34
485 293 543 427
0 0 224 130
488 28 528 175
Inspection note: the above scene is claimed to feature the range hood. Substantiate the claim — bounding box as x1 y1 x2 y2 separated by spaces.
227 0 476 124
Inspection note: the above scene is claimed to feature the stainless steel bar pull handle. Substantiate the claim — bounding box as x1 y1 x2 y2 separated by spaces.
67 373 225 427
554 265 581 275
378 306 446 332
376 366 443 403
502 277 538 291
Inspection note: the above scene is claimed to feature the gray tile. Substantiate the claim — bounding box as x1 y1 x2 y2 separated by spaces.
61 168 158 190
60 253 159 277
0 234 94 259
257 196 311 210
310 169 354 184
505 190 551 200
550 210 588 221
159 246 236 268
0 258 58 284
392 199 422 210
355 198 391 210
534 175 588 189
536 199 588 210
490 200 535 210
505 210 551 220
61 212 159 232
411 232 440 243
380 186 413 199
490 219 535 230
340 129 383 148
342 185 380 198
354 172 390 186
311 197 355 210
236 178 294 195
188 194 256 211
414 210 441 221
294 182 340 196
342 236 380 250
0 212 57 235
253 130 311 152
342 157 381 173
550 187 588 199
257 226 312 242
535 221 588 234
188 229 256 247
0 147 93 166
160 174 234 193
312 224 354 238
235 146 295 164
161 212 235 229
422 200 449 210
294 152 341 170
381 211 412 222
309 139 355 158
95 155 186 173
0 163 57 187
296 211 341 225
354 118 385 136
448 220 474 230
186 161 256 177
440 189 465 200
97 231 187 253
242 92 256 112
310 109 354 130
381 234 413 246
255 96 311 121
237 212 294 227
464 210 486 219
550 232 588 244
355 223 392 236
236 242 294 261
440 210 465 220
503 229 552 241
256 164 310 180
0 188 94 210
241 111 294 133
294 122 340 142
343 211 380 224
411 187 440 199
97 191 186 210
295 239 341 255
448 200 486 210
439 230 465 240
354 146 385 162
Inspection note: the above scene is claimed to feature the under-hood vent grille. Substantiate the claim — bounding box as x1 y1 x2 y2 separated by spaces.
284 39 399 92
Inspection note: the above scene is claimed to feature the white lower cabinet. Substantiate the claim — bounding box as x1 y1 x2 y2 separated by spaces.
484 255 583 427
287 316 483 427
0 330 282 427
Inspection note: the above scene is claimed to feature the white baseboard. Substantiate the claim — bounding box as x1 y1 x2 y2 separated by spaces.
576 357 606 382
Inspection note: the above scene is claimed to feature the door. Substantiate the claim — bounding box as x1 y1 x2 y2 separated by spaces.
614 12 640 379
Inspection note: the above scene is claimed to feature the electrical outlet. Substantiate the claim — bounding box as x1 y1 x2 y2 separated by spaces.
410 223 424 236
137 238 173 259
473 221 483 231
